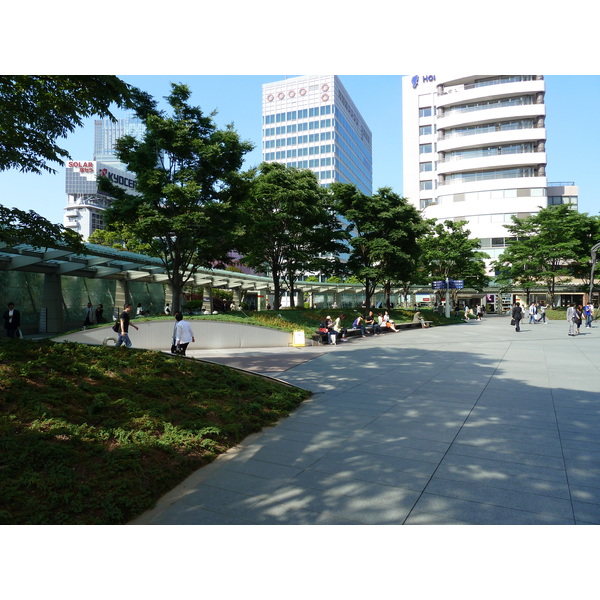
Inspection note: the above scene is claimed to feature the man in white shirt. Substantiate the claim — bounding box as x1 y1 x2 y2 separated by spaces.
174 312 195 356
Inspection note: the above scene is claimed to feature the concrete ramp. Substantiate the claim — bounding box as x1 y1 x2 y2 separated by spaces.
53 319 295 351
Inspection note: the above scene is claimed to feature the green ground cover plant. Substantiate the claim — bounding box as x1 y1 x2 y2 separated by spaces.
0 339 310 525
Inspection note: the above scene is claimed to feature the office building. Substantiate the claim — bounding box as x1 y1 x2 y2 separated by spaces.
63 117 143 240
402 75 557 271
262 75 372 195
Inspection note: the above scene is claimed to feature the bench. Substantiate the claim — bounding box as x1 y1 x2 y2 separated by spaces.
311 321 433 344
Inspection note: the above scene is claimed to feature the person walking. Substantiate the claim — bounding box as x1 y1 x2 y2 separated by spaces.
538 301 547 324
584 302 594 329
566 303 577 336
83 302 94 328
2 302 21 338
174 311 195 356
115 303 139 348
512 302 523 332
575 305 583 334
528 301 537 324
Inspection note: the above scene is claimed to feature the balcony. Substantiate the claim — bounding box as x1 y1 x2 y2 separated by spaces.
437 152 547 176
437 78 545 109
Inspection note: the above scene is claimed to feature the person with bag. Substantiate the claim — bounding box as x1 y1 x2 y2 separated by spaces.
511 302 523 332
2 302 21 338
114 303 139 348
172 312 195 356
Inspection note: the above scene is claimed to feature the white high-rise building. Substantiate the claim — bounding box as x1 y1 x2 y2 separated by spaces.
402 75 554 271
262 75 372 195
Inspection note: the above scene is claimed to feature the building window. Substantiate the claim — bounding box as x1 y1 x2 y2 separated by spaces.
420 143 432 154
419 107 432 118
420 162 433 172
420 180 433 191
420 125 432 136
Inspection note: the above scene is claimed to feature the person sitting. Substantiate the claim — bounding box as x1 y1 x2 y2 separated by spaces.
352 315 368 336
413 311 428 328
333 314 348 342
364 310 381 334
318 316 335 344
380 311 399 332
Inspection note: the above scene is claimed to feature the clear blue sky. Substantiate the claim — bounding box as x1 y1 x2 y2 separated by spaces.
1 74 599 225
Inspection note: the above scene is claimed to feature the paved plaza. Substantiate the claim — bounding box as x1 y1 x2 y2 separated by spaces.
131 314 600 525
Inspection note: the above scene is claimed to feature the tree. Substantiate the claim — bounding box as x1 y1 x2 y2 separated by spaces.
0 75 153 251
330 183 425 308
0 205 84 252
0 75 154 175
419 219 489 307
493 204 600 305
239 162 346 310
98 83 253 312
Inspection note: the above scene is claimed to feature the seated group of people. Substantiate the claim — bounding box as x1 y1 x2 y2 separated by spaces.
318 310 428 344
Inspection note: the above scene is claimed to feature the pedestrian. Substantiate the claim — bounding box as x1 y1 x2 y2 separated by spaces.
164 302 171 315
528 301 537 324
380 311 399 332
511 302 523 332
2 302 21 338
115 303 139 348
83 302 94 328
136 303 144 317
566 303 577 336
95 303 106 323
575 305 583 334
538 301 547 324
583 302 594 328
173 311 195 356
464 305 470 322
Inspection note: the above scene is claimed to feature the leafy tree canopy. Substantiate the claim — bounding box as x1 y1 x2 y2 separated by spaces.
98 83 253 312
239 162 346 309
0 75 154 175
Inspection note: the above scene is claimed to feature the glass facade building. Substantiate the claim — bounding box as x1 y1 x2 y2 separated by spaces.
262 75 372 195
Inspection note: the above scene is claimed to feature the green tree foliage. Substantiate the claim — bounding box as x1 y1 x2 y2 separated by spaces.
419 219 489 306
0 205 84 252
98 83 253 312
493 204 600 305
0 75 152 250
239 162 346 309
0 75 153 175
330 183 426 307
87 225 152 255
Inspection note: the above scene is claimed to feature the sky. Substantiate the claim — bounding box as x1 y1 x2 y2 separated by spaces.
1 74 600 226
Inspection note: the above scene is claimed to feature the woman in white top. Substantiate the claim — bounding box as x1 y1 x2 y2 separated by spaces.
174 312 195 355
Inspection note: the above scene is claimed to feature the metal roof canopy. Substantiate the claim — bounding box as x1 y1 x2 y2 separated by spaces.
0 242 437 296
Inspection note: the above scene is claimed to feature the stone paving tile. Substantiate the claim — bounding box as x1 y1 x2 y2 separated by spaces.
423 477 574 520
571 501 600 524
240 481 420 525
447 441 566 470
219 456 304 481
306 455 432 491
405 494 573 525
434 454 570 499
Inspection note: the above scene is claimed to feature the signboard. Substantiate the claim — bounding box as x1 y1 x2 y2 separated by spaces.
432 279 464 289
